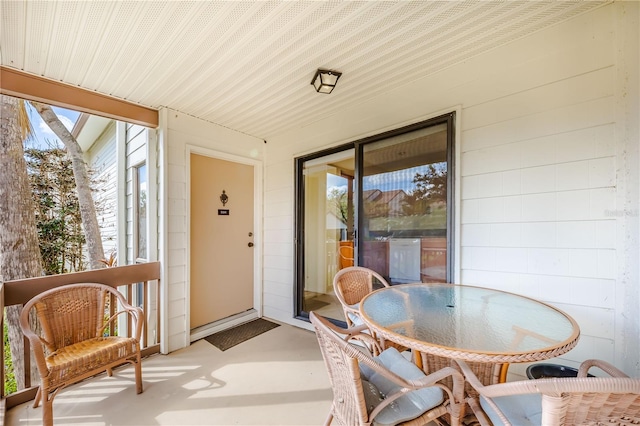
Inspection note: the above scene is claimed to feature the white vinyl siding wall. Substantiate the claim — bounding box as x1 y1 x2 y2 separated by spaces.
86 122 118 258
261 3 639 376
125 124 148 264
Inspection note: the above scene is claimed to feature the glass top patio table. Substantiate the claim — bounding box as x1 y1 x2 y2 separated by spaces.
360 283 580 365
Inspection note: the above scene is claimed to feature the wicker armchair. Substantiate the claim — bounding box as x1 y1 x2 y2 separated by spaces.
333 266 407 353
455 358 640 425
19 283 144 426
310 311 465 426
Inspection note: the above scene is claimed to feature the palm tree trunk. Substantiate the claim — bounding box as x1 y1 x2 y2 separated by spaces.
0 95 44 389
31 102 106 270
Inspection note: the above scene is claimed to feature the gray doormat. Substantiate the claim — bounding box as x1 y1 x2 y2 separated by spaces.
305 298 329 312
204 318 280 351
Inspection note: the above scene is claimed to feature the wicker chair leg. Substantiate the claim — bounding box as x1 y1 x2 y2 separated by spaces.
135 358 143 394
33 386 42 408
107 367 113 377
324 411 333 426
42 394 54 426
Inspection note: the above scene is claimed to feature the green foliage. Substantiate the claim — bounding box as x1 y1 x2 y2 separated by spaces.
403 163 447 216
327 186 348 223
25 147 86 274
3 320 17 395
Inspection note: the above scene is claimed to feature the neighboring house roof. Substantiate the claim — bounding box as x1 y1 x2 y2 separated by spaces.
363 189 382 201
377 189 407 204
364 189 409 216
71 113 113 152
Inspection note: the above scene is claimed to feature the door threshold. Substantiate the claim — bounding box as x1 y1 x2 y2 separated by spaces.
190 309 258 343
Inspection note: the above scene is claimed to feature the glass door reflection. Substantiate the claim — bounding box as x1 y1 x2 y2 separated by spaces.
360 123 449 284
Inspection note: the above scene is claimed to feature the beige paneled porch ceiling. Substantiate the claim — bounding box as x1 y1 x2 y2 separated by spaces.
1 0 609 140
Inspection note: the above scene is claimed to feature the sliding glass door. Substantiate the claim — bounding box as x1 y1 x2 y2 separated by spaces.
297 149 355 320
360 123 450 284
295 113 454 322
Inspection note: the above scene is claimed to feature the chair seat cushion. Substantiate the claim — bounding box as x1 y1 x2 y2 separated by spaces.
360 347 444 426
480 393 542 426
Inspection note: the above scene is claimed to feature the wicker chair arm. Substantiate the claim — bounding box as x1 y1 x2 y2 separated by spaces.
456 359 640 398
341 303 360 318
368 364 466 421
319 318 382 355
108 289 144 340
578 359 630 378
101 306 144 340
18 315 50 375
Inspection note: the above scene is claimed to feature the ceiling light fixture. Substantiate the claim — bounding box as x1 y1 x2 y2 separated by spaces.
311 69 342 94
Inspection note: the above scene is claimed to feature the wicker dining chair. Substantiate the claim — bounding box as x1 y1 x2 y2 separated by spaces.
333 266 389 328
333 266 408 353
455 358 640 425
19 283 144 426
310 311 465 426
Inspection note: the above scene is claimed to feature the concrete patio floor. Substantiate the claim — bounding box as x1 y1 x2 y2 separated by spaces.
6 321 332 426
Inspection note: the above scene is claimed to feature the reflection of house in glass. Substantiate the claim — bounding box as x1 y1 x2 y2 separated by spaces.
364 189 408 217
326 210 347 238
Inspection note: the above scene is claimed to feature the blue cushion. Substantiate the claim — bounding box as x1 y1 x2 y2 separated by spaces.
360 348 444 426
480 393 542 426
347 303 363 325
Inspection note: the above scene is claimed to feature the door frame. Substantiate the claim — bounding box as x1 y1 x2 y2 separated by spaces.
294 107 462 321
186 144 263 342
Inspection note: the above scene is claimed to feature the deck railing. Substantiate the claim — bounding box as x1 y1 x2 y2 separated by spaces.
0 261 161 413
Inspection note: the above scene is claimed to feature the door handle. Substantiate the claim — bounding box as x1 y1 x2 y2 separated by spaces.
248 242 254 247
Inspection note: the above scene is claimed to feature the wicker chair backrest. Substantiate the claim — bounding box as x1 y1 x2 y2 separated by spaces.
334 266 390 306
25 283 114 353
311 311 370 425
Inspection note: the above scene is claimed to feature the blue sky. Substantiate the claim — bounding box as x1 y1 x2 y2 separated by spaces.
327 164 430 195
24 103 80 149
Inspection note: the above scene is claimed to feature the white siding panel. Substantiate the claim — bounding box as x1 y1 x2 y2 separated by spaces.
263 242 293 257
501 170 521 196
461 199 478 223
567 335 615 367
461 175 479 199
167 248 186 267
521 165 556 194
595 220 616 248
475 173 503 198
263 267 294 284
264 215 292 231
490 223 521 247
521 222 557 248
463 67 615 131
477 198 504 223
86 122 118 258
463 97 615 154
264 279 292 299
265 160 293 191
556 222 595 248
263 254 291 271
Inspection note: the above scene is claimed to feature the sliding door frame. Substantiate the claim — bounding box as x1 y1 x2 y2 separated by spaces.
294 111 456 321
355 112 456 282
